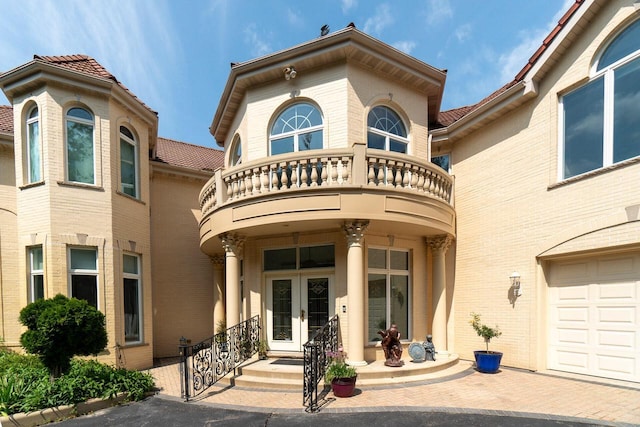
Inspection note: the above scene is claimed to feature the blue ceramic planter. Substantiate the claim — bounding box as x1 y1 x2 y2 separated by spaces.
474 351 503 373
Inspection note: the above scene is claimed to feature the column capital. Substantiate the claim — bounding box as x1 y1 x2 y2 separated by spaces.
343 220 369 246
220 233 245 256
427 234 453 253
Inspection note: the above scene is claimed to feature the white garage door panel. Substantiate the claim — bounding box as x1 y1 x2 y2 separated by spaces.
549 253 640 383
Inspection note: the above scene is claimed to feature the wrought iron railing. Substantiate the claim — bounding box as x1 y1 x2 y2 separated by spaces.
303 315 339 412
179 315 260 401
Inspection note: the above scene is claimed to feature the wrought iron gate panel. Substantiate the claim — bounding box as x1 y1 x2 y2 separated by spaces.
179 315 260 401
303 315 338 412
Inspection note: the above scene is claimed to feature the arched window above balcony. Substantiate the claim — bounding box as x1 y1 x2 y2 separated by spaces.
26 105 41 183
367 106 408 154
229 134 242 166
270 102 323 155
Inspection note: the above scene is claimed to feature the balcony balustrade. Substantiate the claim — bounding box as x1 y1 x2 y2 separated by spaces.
199 143 453 218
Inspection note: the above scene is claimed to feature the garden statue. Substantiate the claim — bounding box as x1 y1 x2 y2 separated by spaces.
378 323 404 367
423 334 436 361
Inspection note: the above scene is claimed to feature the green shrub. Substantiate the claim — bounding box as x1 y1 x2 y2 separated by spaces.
0 351 154 416
19 294 108 378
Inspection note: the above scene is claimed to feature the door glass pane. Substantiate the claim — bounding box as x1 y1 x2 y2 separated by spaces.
368 273 387 342
613 58 640 163
563 77 604 178
390 275 408 339
272 279 292 341
307 278 329 339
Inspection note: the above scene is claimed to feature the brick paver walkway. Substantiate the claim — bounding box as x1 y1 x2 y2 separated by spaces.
149 360 640 425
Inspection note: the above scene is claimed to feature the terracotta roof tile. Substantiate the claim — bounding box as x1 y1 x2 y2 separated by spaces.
155 137 224 172
436 0 585 128
34 55 157 115
0 105 13 134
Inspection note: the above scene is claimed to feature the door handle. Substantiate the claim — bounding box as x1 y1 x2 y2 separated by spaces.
301 309 305 322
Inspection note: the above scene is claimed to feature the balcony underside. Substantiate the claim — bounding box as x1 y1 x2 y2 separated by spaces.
200 187 455 255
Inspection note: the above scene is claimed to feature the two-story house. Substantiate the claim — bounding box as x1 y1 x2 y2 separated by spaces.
0 0 638 382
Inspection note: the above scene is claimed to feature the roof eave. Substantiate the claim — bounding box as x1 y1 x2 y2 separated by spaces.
150 159 216 180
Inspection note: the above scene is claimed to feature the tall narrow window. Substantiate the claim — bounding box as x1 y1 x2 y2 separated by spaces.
66 107 95 184
69 247 98 308
367 248 410 342
230 135 242 166
120 126 138 197
270 103 323 155
26 106 41 183
28 246 44 302
561 19 640 179
367 106 408 153
123 254 142 343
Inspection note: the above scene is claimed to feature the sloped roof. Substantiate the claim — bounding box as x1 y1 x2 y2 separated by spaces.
435 0 585 128
28 54 156 115
0 105 12 134
154 137 224 172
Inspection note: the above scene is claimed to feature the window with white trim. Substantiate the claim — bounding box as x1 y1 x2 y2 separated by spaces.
367 248 410 342
66 107 95 184
26 106 41 183
230 135 242 166
560 19 640 180
123 253 142 343
69 247 98 308
270 103 323 155
367 106 408 153
120 126 139 198
432 153 450 172
28 246 44 302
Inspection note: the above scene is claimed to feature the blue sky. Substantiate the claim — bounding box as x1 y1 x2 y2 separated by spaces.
0 0 572 148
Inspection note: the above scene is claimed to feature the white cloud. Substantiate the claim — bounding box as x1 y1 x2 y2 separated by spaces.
363 4 394 36
244 24 272 58
454 24 472 42
393 41 417 54
341 0 357 14
426 0 453 26
498 0 574 82
287 8 304 27
0 0 180 115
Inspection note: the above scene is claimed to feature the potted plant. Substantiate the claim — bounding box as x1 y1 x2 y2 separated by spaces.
325 349 357 397
470 312 503 373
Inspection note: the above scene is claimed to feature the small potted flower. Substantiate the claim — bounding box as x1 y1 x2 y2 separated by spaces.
470 312 502 373
325 348 357 397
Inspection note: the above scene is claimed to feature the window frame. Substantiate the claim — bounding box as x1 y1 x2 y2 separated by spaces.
28 245 44 303
123 253 143 344
367 106 409 154
269 102 324 156
68 247 99 309
119 125 139 198
229 134 242 166
26 105 42 184
65 107 95 185
367 247 411 344
559 19 640 181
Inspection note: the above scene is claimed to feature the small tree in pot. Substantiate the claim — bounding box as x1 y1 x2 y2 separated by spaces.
470 313 502 373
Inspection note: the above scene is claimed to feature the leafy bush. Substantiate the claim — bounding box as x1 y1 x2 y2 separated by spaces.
19 294 108 378
0 350 154 416
470 312 502 352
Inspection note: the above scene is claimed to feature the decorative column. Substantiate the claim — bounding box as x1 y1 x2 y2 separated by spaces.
211 255 225 333
343 220 369 366
427 235 452 354
220 233 245 327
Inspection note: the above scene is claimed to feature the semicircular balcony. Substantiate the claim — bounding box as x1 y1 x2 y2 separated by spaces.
199 142 455 255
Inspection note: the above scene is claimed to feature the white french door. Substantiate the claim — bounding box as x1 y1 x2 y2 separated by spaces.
266 274 332 352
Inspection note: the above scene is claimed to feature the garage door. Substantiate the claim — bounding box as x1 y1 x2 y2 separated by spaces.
548 253 640 382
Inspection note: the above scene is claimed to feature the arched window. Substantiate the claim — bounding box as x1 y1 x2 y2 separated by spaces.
367 106 408 154
230 135 242 166
26 106 41 183
66 107 95 184
561 19 640 179
270 103 323 155
120 126 138 198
